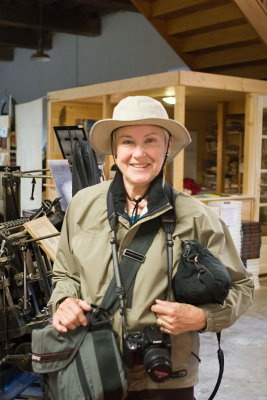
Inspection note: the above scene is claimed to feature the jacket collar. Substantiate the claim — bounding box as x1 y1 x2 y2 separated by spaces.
109 168 170 218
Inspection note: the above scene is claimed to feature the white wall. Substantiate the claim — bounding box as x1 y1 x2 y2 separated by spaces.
0 11 187 104
16 98 43 212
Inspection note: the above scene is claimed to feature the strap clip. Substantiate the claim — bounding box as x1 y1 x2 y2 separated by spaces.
122 248 146 263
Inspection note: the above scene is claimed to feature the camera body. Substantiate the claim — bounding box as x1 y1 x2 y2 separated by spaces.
123 325 172 383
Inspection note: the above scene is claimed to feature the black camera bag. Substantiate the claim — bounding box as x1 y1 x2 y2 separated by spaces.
173 239 231 306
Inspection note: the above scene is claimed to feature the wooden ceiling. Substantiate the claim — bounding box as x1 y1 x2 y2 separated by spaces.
131 0 267 80
0 0 138 61
1 0 267 82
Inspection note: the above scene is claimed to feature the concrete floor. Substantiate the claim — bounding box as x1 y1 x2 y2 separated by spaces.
195 279 267 400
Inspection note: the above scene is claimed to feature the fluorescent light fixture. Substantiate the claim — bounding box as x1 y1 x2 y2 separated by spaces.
162 97 176 105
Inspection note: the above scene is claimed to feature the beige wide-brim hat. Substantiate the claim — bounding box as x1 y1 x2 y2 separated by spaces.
90 96 191 163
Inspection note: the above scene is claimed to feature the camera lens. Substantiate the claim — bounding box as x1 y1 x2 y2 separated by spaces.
143 347 172 383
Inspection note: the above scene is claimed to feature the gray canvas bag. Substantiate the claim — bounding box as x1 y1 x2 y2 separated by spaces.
32 309 128 400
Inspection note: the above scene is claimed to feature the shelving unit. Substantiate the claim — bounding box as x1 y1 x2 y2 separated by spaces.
259 103 267 234
201 114 244 194
225 115 244 194
202 121 217 191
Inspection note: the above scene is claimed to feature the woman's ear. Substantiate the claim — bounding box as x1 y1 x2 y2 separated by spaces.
167 136 174 154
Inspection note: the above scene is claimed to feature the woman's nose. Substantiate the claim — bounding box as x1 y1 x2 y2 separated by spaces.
132 145 145 158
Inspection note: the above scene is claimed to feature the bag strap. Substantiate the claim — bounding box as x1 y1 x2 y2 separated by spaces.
91 321 124 400
161 182 177 300
101 189 160 313
101 217 160 313
208 332 224 400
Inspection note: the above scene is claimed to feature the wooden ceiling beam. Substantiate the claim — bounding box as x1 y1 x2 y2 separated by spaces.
0 3 101 36
192 43 267 69
61 0 137 12
0 27 52 50
59 0 93 10
130 0 152 17
151 0 218 18
233 0 267 46
182 24 258 53
167 3 244 35
0 4 39 29
203 61 267 80
44 0 62 4
0 45 14 61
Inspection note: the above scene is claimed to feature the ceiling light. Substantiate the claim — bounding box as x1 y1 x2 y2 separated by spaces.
162 97 176 105
30 0 50 62
31 48 50 62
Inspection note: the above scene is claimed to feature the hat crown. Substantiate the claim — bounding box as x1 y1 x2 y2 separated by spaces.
113 96 169 121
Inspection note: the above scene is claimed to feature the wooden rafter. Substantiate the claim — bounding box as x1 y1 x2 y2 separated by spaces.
193 43 267 69
0 45 14 61
233 0 267 45
131 0 267 80
0 26 52 50
181 24 258 53
167 3 244 36
0 3 101 36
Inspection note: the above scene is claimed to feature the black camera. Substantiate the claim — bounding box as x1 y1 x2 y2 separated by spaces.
123 325 172 383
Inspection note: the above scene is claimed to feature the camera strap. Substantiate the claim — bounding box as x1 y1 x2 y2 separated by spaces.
101 189 161 315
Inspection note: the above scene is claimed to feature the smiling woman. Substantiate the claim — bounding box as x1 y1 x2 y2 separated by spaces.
47 96 254 400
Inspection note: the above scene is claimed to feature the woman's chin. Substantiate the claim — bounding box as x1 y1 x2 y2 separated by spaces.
128 174 154 187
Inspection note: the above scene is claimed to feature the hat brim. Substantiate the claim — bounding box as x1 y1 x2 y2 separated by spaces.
90 118 191 164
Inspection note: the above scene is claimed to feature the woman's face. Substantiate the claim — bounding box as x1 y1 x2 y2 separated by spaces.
115 125 172 191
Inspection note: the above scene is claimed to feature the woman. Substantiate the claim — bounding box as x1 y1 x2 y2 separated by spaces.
48 96 254 400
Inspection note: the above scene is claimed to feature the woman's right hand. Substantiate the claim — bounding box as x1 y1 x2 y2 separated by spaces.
52 297 92 333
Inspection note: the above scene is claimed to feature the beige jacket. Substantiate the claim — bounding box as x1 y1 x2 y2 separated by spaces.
48 172 254 391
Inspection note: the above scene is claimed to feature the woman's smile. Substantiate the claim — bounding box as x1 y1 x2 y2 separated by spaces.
130 163 150 168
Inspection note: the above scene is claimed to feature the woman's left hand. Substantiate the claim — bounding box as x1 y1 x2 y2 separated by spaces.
151 299 207 335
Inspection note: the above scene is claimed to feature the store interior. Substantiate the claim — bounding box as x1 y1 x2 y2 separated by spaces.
0 1 267 399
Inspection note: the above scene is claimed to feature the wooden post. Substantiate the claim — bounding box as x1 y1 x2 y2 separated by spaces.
172 85 186 191
216 102 227 193
244 94 265 221
243 93 258 196
102 95 113 178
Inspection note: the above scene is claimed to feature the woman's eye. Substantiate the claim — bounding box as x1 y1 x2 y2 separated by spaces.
122 140 133 145
146 138 156 144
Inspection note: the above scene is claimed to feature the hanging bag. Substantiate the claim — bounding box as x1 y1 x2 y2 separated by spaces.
173 239 231 306
32 308 128 400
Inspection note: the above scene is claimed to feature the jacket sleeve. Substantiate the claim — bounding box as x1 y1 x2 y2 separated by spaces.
193 207 254 333
47 202 81 315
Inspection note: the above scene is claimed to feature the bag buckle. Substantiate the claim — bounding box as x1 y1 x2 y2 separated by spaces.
123 248 146 263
